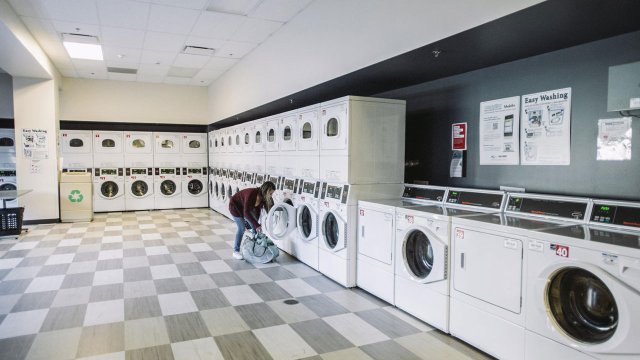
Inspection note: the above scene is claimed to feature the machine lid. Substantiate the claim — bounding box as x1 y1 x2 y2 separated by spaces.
540 225 640 249
160 180 176 195
547 267 618 344
101 181 119 198
460 213 564 230
188 179 204 195
131 180 148 197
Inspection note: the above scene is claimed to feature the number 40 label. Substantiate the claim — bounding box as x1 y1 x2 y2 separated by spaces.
554 244 570 258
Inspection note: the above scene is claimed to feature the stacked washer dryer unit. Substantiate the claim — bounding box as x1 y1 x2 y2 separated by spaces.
181 133 208 208
317 96 406 287
357 184 448 305
0 128 18 207
93 130 125 212
123 131 154 211
153 132 182 210
449 193 591 360
525 198 640 360
208 129 216 211
394 188 506 333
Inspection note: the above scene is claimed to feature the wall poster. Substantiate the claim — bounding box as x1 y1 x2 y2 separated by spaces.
479 96 520 165
597 117 632 161
520 88 572 165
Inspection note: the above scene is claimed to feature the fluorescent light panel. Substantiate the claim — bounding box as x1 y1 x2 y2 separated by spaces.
63 42 103 60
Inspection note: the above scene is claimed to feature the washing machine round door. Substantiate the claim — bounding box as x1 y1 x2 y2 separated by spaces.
266 201 296 241
547 267 618 344
321 210 346 251
101 181 119 198
160 180 176 196
0 183 16 200
188 179 204 195
131 180 149 197
220 184 226 200
401 226 446 284
297 204 317 241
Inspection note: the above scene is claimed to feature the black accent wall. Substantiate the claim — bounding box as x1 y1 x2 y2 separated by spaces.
378 30 640 201
60 120 206 133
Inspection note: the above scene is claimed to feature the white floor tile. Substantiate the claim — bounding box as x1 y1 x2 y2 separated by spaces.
92 269 124 286
83 299 125 326
0 309 49 339
150 264 180 280
324 313 390 346
158 292 198 316
219 285 262 306
171 338 224 360
24 275 64 293
254 324 317 360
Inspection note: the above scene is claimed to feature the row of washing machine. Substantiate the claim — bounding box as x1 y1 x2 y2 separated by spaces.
358 185 640 360
0 128 17 207
60 130 208 212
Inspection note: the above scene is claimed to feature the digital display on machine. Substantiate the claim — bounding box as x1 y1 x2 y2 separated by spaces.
132 168 146 175
161 168 175 175
341 185 349 204
101 168 117 176
320 182 327 199
446 191 503 209
0 170 16 176
591 204 640 228
283 179 295 191
507 196 587 220
188 168 202 175
302 181 315 194
402 187 445 201
326 185 341 200
268 176 279 184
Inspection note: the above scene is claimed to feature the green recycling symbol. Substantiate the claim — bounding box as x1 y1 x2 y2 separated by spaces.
68 190 84 203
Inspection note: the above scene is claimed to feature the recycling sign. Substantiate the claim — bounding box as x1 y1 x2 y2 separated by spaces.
68 190 84 203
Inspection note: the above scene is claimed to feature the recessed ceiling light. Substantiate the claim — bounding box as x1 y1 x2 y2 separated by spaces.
63 42 103 60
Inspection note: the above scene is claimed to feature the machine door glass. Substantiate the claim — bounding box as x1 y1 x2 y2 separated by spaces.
235 135 240 146
227 185 232 199
321 104 347 150
160 180 176 196
326 118 338 137
453 227 523 313
547 267 618 344
404 229 434 279
101 181 119 198
302 122 312 139
189 140 200 149
209 180 213 195
221 184 226 200
268 129 275 143
0 183 16 200
359 208 393 265
244 133 250 145
131 180 148 197
297 204 316 240
266 202 296 240
102 139 115 148
69 138 83 147
188 179 204 195
322 211 345 251
132 139 145 148
255 131 261 144
0 137 14 147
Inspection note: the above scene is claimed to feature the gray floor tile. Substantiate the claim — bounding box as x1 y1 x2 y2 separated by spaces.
360 339 422 360
90 284 124 302
303 275 345 293
72 251 99 262
126 344 174 360
96 259 124 271
11 291 57 312
17 257 48 267
250 282 292 301
176 262 206 276
124 296 163 320
37 264 70 276
260 267 296 281
290 319 353 354
194 251 221 261
224 259 256 271
210 272 245 287
39 304 87 332
164 312 211 342
234 303 285 329
60 272 94 289
0 334 36 360
154 278 188 294
148 255 173 266
0 279 32 294
297 294 350 317
356 309 421 339
214 331 273 360
123 248 146 257
123 267 152 282
190 288 230 310
76 322 125 358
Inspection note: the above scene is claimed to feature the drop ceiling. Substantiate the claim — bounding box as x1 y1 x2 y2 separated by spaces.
6 0 312 86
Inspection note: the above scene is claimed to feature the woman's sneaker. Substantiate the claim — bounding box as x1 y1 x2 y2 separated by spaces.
232 251 243 260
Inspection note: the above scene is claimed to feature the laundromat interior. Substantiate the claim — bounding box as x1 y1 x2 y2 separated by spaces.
1 1 639 359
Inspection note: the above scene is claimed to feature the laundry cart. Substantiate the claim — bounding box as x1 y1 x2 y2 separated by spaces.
60 171 93 222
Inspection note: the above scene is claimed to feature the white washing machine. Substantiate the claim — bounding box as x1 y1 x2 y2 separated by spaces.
264 177 298 254
208 167 217 211
0 169 18 208
290 178 322 269
93 167 125 212
295 105 320 180
182 166 208 208
60 130 93 171
154 167 181 210
124 167 154 211
357 184 448 305
394 188 506 333
318 181 402 287
93 130 124 169
0 128 16 170
124 131 153 168
153 132 181 167
449 193 591 359
524 199 640 360
319 96 405 184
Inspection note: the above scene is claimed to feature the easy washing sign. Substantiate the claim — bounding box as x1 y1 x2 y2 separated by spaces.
68 190 84 203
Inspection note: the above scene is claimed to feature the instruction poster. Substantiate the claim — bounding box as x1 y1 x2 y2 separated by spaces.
597 117 632 161
520 88 572 165
479 96 520 165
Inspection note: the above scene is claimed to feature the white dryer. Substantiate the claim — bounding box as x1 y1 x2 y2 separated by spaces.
278 111 298 178
290 178 322 270
395 188 506 333
524 199 640 360
153 132 181 167
125 167 154 211
295 105 320 179
182 166 208 208
60 130 93 171
124 131 153 168
93 167 125 212
449 193 591 359
0 169 18 207
264 177 298 254
265 117 282 176
181 133 207 167
357 185 448 305
93 130 124 168
0 128 16 170
154 167 181 210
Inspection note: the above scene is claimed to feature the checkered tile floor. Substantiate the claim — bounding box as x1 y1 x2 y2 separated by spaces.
0 208 491 360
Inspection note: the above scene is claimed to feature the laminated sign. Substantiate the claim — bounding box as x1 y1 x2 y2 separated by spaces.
452 123 467 150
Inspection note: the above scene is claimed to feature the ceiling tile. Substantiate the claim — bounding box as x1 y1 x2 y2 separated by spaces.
190 76 215 86
147 4 199 35
137 63 170 75
249 0 312 22
101 26 146 48
206 0 261 15
230 17 281 43
172 53 210 68
203 57 238 71
216 40 257 58
195 66 225 77
143 31 186 52
39 0 100 24
190 11 245 39
76 67 108 79
151 0 209 10
72 59 107 71
51 20 101 38
164 76 191 85
139 50 176 65
7 0 48 18
96 0 150 30
102 46 142 64
167 66 199 77
20 16 58 39
136 73 164 83
108 72 137 81
185 35 225 50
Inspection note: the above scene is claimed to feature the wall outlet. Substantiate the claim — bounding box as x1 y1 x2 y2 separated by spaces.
500 186 525 193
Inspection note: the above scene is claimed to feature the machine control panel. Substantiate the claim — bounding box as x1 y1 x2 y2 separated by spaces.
446 190 503 209
402 186 445 202
506 196 587 220
591 203 640 229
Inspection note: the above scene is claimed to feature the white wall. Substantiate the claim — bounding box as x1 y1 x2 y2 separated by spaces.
61 78 209 124
207 0 544 122
0 72 12 118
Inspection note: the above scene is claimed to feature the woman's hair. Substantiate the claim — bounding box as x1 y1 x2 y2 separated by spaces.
259 181 276 211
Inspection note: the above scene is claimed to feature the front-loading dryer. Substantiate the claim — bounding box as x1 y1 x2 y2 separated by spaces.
182 166 208 208
524 199 640 360
93 130 124 169
291 178 322 270
60 130 93 171
153 132 181 167
124 131 153 168
0 169 18 207
125 167 154 211
449 193 591 360
93 167 125 212
154 167 181 210
0 129 16 170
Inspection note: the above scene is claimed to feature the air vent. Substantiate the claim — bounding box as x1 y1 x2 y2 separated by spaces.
183 45 215 56
61 33 99 44
107 67 137 74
